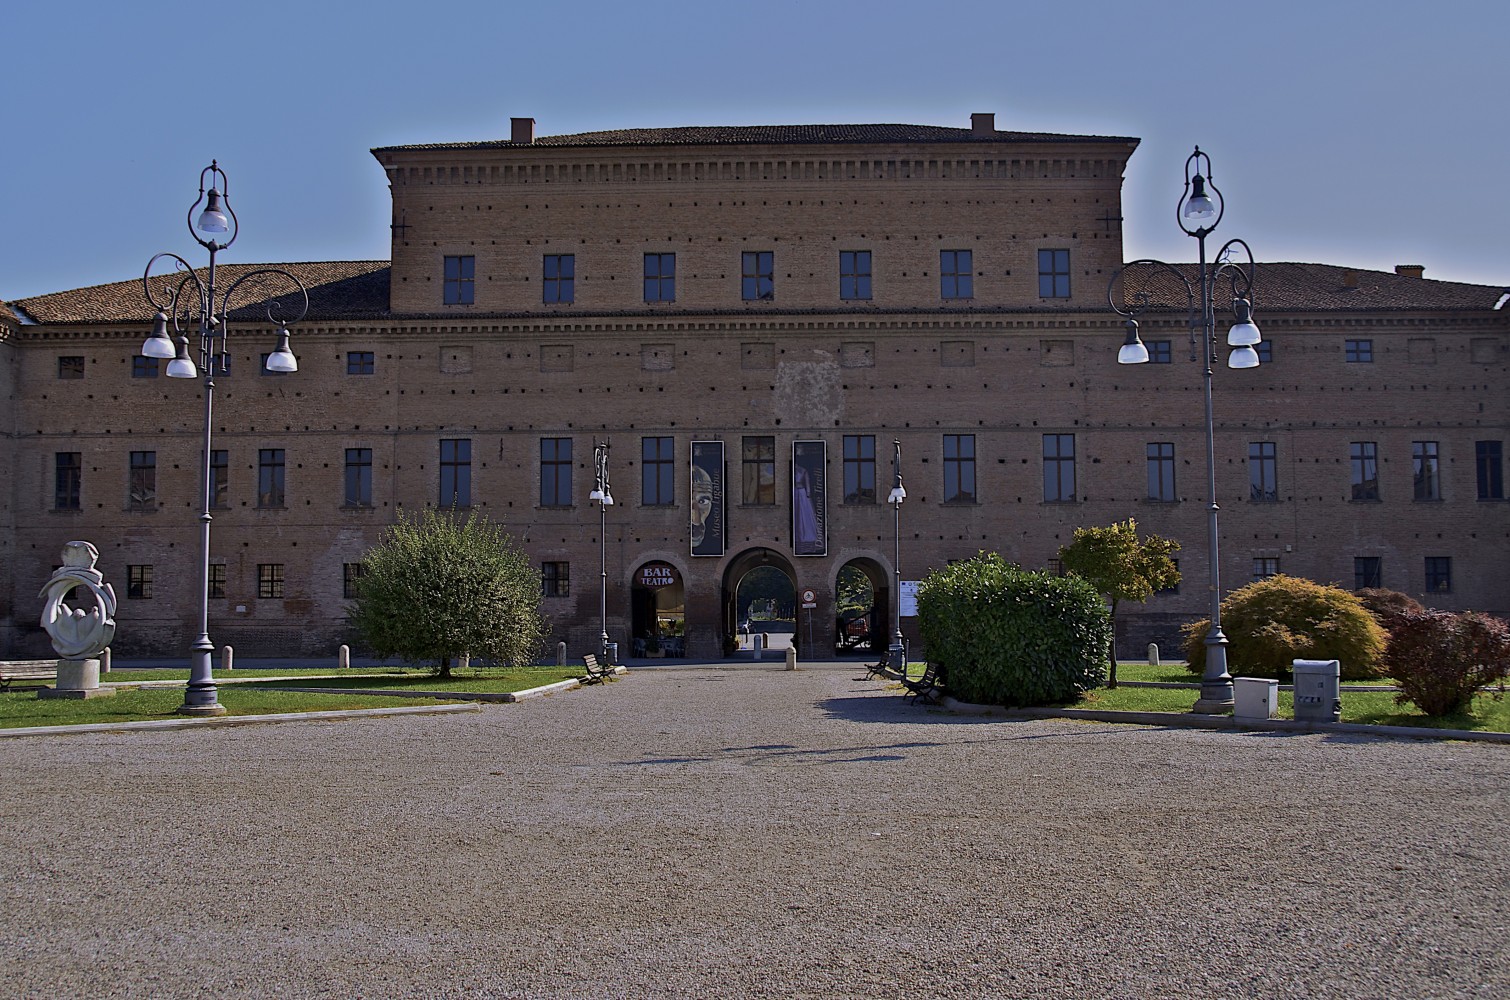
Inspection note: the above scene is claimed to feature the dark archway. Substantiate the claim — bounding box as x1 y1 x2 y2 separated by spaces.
720 547 797 659
834 557 890 657
630 561 686 658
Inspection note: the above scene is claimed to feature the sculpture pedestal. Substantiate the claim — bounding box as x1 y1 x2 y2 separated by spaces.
39 658 117 699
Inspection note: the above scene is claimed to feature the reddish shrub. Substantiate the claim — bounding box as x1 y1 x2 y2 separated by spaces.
1380 610 1510 717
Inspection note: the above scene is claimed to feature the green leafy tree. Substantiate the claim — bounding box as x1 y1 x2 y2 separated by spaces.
1058 519 1180 687
349 508 547 677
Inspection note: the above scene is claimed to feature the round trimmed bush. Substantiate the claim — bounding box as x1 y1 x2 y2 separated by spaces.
1381 610 1510 717
917 553 1111 707
1182 574 1386 681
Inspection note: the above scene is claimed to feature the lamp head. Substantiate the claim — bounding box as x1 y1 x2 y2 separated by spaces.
165 335 198 379
888 485 907 505
1226 297 1262 346
142 310 178 359
1183 174 1217 227
264 324 298 373
196 187 230 234
1228 346 1261 369
1117 318 1150 365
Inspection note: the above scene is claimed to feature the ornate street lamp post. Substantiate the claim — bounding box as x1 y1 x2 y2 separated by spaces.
1108 147 1262 714
588 438 614 662
887 439 907 672
140 162 307 716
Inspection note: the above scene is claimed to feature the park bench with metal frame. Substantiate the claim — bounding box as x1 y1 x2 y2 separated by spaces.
581 654 611 685
899 661 942 704
0 661 58 693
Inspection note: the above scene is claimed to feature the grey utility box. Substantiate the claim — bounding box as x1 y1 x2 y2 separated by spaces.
1292 659 1341 723
1233 677 1279 720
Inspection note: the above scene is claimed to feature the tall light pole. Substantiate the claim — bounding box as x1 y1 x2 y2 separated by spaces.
1108 146 1261 715
588 438 614 661
140 162 307 716
887 439 907 672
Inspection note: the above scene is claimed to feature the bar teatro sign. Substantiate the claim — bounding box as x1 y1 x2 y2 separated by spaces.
636 562 680 588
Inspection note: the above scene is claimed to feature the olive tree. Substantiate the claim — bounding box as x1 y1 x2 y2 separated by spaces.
349 508 547 676
1058 519 1180 687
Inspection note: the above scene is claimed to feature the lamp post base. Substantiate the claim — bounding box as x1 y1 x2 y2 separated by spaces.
176 701 228 717
1190 696 1235 715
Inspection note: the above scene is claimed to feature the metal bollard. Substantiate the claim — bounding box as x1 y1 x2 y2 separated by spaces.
221 645 234 672
557 641 567 667
1148 643 1160 667
338 644 351 669
751 634 763 659
785 646 797 671
101 647 112 674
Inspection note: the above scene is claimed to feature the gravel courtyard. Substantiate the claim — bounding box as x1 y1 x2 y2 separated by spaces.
2 663 1506 999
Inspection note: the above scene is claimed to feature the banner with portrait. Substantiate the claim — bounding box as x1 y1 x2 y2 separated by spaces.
791 440 827 557
689 441 725 557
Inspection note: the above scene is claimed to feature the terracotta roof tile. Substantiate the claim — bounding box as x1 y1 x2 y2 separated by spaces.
13 261 390 325
1119 261 1507 313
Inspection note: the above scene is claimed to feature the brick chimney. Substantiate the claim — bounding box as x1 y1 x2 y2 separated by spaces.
971 112 995 136
1343 270 1358 288
1395 264 1425 278
511 117 536 144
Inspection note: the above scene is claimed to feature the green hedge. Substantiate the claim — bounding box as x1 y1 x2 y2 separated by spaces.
917 553 1111 707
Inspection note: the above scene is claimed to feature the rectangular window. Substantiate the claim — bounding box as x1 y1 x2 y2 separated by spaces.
1412 441 1441 501
257 563 284 599
1249 442 1278 502
742 436 776 505
127 565 153 600
742 251 774 301
542 254 575 303
539 438 571 506
643 253 675 302
345 448 373 507
1038 249 1071 298
843 435 876 504
1043 433 1076 502
129 451 157 510
1424 557 1452 593
839 250 872 301
1354 557 1382 590
132 355 159 378
1256 340 1273 364
58 356 85 379
1253 557 1281 582
342 563 364 600
1148 340 1173 364
346 351 375 375
55 452 81 510
542 562 571 598
1345 339 1373 363
940 250 973 299
1476 440 1505 500
207 563 226 599
209 450 229 510
440 438 472 507
443 255 475 305
258 449 286 508
259 352 290 377
1350 442 1380 501
641 436 675 506
1147 442 1176 501
943 434 976 504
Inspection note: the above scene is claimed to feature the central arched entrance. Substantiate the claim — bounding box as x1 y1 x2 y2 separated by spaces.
834 558 890 657
721 547 797 659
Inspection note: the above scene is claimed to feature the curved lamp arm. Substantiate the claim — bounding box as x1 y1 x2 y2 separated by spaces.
218 268 310 374
1179 146 1224 237
1107 259 1198 366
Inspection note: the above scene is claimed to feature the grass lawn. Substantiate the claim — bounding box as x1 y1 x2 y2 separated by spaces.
102 666 419 683
1 665 587 730
244 666 585 694
0 687 441 729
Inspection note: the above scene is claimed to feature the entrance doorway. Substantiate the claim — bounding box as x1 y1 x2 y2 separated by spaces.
720 548 797 659
630 561 686 658
834 558 890 657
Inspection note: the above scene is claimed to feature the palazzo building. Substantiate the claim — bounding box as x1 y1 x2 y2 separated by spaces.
2 114 1506 660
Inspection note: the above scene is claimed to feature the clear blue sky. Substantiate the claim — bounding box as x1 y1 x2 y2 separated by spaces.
4 0 1506 301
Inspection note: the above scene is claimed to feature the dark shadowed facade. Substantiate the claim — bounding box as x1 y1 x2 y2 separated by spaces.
2 115 1506 661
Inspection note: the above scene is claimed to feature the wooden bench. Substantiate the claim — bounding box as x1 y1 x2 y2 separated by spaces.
1 661 58 693
900 662 942 704
582 654 611 685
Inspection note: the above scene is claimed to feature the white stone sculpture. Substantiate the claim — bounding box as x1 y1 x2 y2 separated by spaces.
39 541 117 660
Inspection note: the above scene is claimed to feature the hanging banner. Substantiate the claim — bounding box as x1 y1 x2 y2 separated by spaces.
792 440 827 557
690 441 725 557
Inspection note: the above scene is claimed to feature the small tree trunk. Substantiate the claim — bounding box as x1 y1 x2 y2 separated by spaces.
1108 600 1119 689
438 655 452 679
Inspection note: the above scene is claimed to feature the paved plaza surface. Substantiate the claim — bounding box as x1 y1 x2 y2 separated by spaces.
2 663 1506 999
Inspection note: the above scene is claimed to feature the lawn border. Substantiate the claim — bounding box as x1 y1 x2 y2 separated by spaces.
937 697 1510 745
0 702 481 740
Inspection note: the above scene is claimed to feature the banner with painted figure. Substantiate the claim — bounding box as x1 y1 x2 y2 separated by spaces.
690 441 725 557
792 440 827 557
